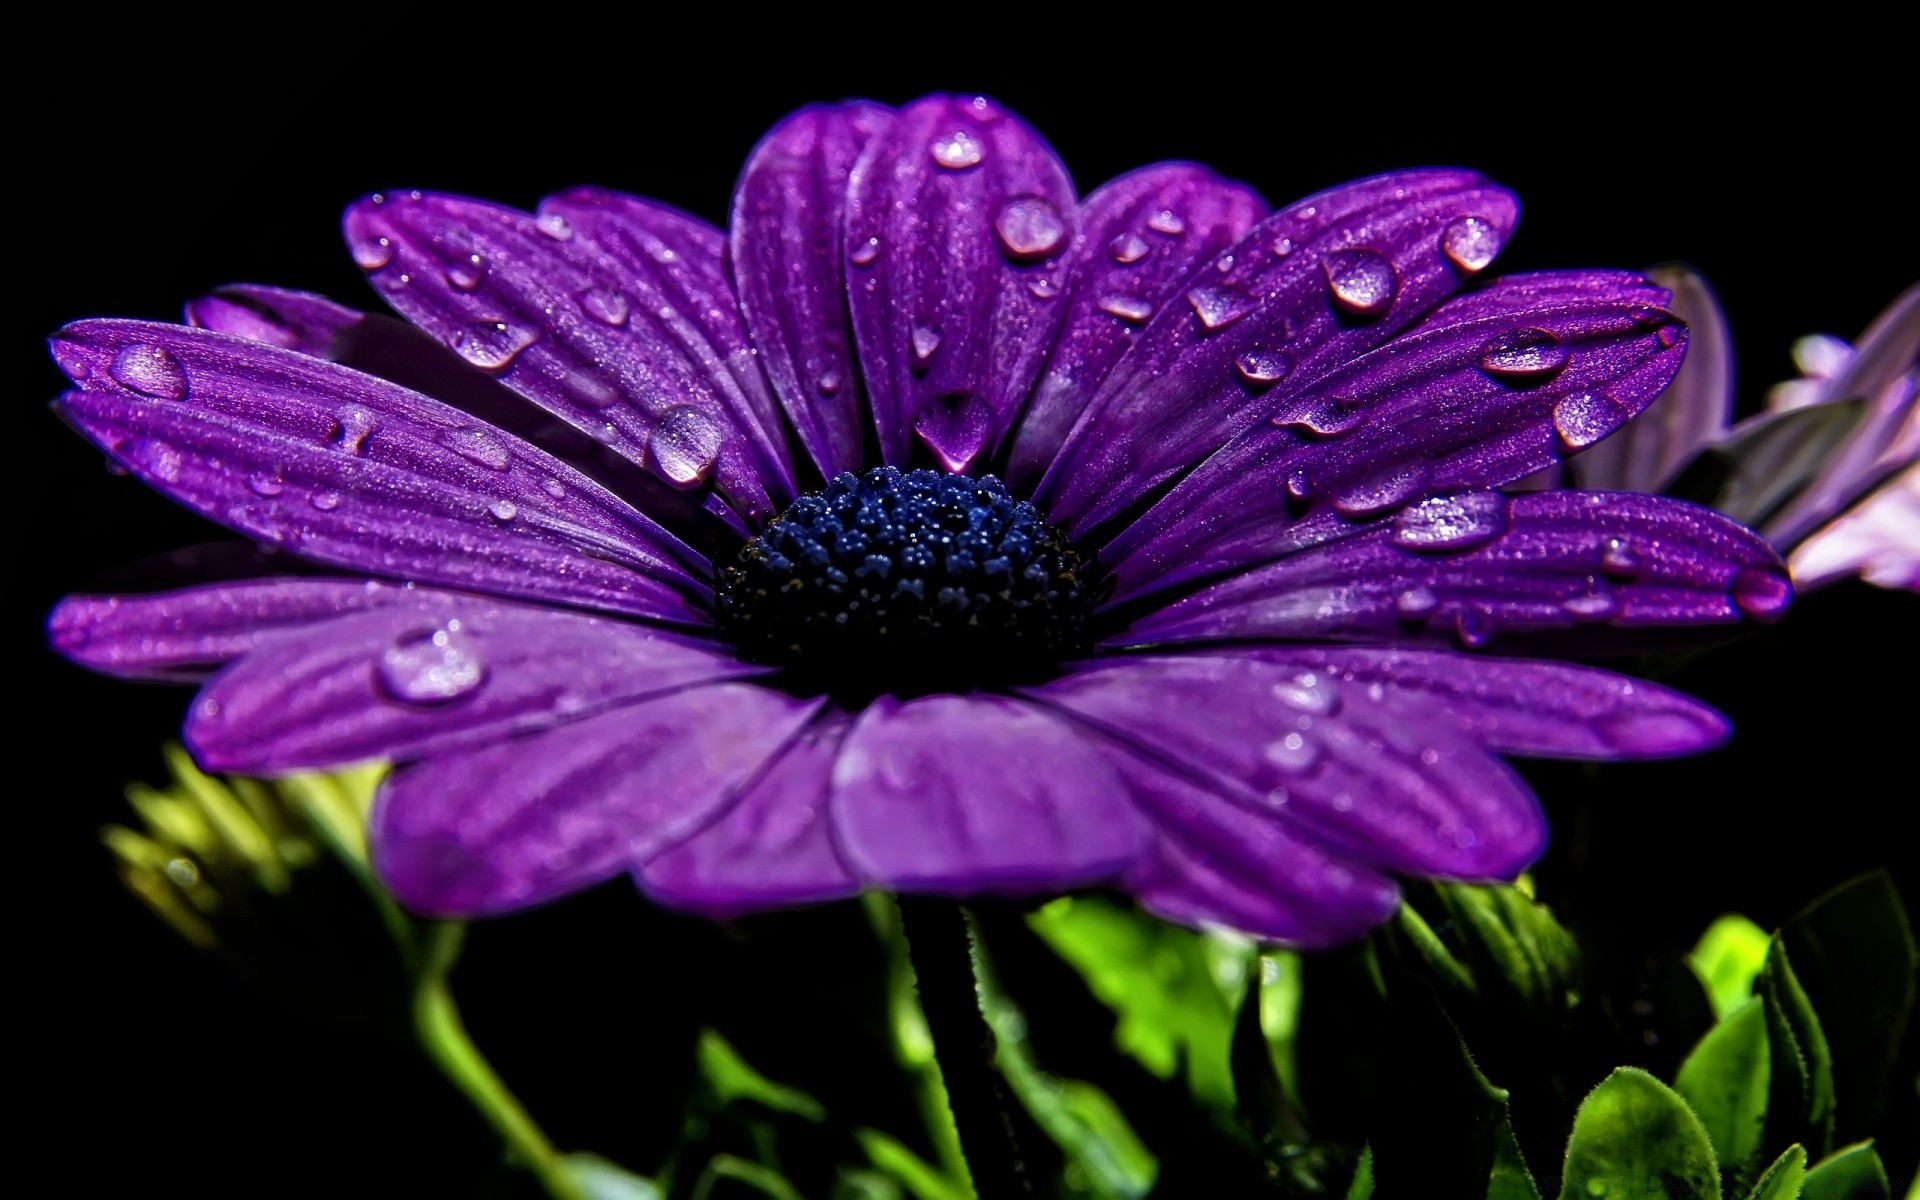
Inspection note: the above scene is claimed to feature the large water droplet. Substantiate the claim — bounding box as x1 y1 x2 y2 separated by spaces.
1109 233 1150 264
1027 277 1059 300
1455 607 1497 649
1332 463 1432 517
579 287 630 327
536 212 573 240
128 438 183 483
930 130 984 169
1561 585 1619 620
332 404 378 454
444 426 514 470
1264 731 1320 772
1441 216 1503 273
1187 285 1251 332
1479 328 1569 380
913 392 995 473
246 470 284 497
1552 391 1631 451
849 236 881 266
1147 209 1186 235
1235 349 1293 386
1730 565 1791 622
445 254 486 292
379 623 485 703
451 321 538 372
109 344 188 399
1286 469 1315 500
994 197 1066 261
1396 586 1441 619
650 405 722 487
1601 537 1642 578
309 490 342 511
1277 394 1367 438
1099 294 1154 324
1324 248 1399 317
487 499 519 523
1392 489 1510 551
351 233 394 271
1272 673 1336 715
911 325 942 362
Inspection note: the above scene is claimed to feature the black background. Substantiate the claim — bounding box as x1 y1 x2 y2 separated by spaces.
17 22 1917 1197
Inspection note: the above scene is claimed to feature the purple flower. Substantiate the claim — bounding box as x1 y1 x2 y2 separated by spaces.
47 95 1791 947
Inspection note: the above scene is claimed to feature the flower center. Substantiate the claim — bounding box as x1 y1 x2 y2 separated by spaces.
717 468 1096 696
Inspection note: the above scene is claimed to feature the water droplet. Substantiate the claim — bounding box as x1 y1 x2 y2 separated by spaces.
1147 209 1185 235
1187 285 1251 331
1480 328 1569 380
1396 586 1441 618
352 233 394 270
649 405 722 487
543 478 566 499
451 320 538 372
1441 216 1503 273
1553 391 1631 451
1272 673 1336 715
1235 349 1293 386
913 392 995 473
1286 469 1315 500
536 212 573 240
246 470 284 497
1324 248 1399 317
1601 538 1642 578
1392 490 1510 552
579 287 630 326
849 236 881 266
446 254 485 292
109 344 188 399
1277 394 1367 438
1027 277 1060 300
1561 585 1619 620
1264 731 1319 772
911 325 942 362
1455 607 1497 649
564 366 621 409
1272 235 1296 258
1730 565 1791 622
128 438 183 483
994 197 1066 260
1109 233 1150 264
960 94 1003 123
379 623 484 703
1215 254 1235 273
1099 294 1154 324
444 426 514 470
930 130 984 169
332 404 378 453
817 371 843 396
1656 323 1688 350
309 490 342 511
1332 463 1432 517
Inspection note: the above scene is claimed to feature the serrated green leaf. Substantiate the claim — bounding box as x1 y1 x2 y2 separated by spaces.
1744 1146 1806 1200
1556 1068 1721 1200
1676 997 1771 1171
1669 398 1866 528
1690 916 1772 1022
1396 882 1579 1011
1491 1117 1545 1200
1803 1142 1890 1200
697 1029 826 1121
1759 939 1836 1157
1347 1146 1375 1200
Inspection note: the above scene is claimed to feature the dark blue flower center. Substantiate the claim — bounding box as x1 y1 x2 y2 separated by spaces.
718 468 1095 696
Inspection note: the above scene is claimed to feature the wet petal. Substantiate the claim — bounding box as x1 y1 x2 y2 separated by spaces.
185 285 362 355
1035 170 1521 535
1115 491 1789 651
728 102 893 479
845 94 1077 472
187 599 761 773
831 694 1145 893
52 320 707 622
1005 163 1266 487
1103 271 1683 603
372 683 822 917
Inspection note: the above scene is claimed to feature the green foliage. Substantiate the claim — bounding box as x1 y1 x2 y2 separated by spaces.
1744 1147 1807 1200
1758 937 1837 1157
1675 997 1771 1171
1690 916 1773 1022
1556 1068 1722 1200
1802 1142 1891 1200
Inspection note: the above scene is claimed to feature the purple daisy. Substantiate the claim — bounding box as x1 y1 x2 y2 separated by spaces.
48 94 1792 948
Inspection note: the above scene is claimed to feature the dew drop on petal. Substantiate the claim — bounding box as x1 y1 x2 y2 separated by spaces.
1027 277 1060 300
543 478 566 499
993 197 1066 261
1552 391 1632 451
1235 349 1293 386
1601 537 1642 578
911 324 942 362
579 287 630 327
1277 395 1368 438
246 470 284 497
536 212 573 240
129 438 182 483
1099 294 1154 324
1272 235 1296 259
1441 216 1503 273
443 426 514 470
309 490 342 512
817 371 843 397
332 404 378 453
1187 285 1251 331
1324 248 1399 317
351 234 394 271
109 344 188 399
1396 586 1441 619
649 405 722 487
1480 328 1570 380
451 320 538 372
379 624 485 704
1392 489 1510 551
1332 464 1432 517
1561 583 1620 620
849 236 881 266
488 499 518 523
930 130 984 169
1272 673 1337 715
1109 233 1150 264
1286 468 1315 500
445 255 485 292
1147 209 1185 235
1264 731 1319 772
1657 323 1689 350
1730 565 1792 621
1455 606 1497 648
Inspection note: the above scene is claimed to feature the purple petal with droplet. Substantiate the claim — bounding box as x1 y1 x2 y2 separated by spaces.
372 683 822 917
1035 170 1521 534
1005 163 1265 487
52 320 708 622
844 94 1077 472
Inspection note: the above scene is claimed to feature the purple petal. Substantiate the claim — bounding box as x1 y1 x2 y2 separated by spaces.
831 694 1145 893
1217 646 1728 759
729 102 893 479
1114 491 1789 650
1005 163 1267 488
844 94 1078 472
185 285 363 355
639 711 860 914
372 683 822 917
1111 751 1400 947
50 578 434 682
1572 264 1733 493
1103 271 1683 603
1034 170 1521 535
1790 464 1920 592
1031 655 1544 879
51 320 707 623
186 599 762 773
344 190 794 522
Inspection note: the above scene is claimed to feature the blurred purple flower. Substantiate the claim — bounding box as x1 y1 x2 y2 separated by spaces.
48 96 1789 946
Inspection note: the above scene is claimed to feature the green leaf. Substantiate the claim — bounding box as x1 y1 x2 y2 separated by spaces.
1347 1146 1375 1200
691 1155 807 1200
1802 1142 1890 1200
1675 997 1771 1171
1743 1146 1806 1200
1690 915 1772 1022
1556 1067 1721 1200
1384 883 1581 1013
1026 895 1246 1111
696 1029 826 1122
1669 398 1866 528
1782 873 1918 1141
1758 939 1836 1157
565 1154 662 1200
853 1131 969 1200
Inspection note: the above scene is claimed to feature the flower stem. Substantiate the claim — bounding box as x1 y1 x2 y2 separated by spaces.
897 896 1034 1199
412 922 584 1200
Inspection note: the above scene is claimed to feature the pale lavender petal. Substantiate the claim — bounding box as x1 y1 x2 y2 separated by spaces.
1103 271 1683 603
345 190 795 522
1031 656 1544 879
187 599 762 773
844 94 1077 472
51 320 708 622
185 285 362 355
1216 646 1728 759
1572 264 1733 493
49 578 434 682
729 102 893 479
1789 464 1920 592
1115 491 1789 650
831 694 1145 892
639 711 860 913
1004 163 1266 487
1035 170 1521 535
372 684 822 917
